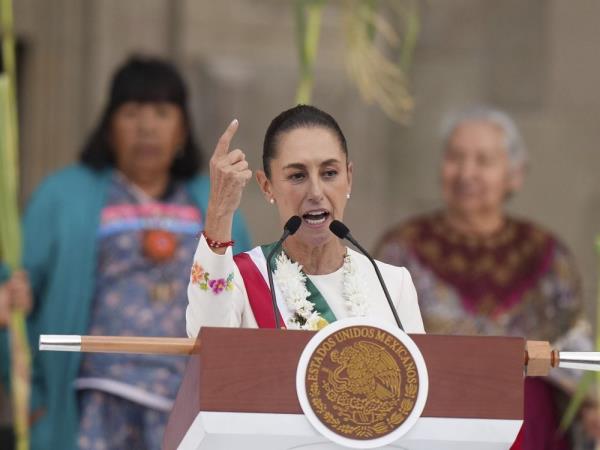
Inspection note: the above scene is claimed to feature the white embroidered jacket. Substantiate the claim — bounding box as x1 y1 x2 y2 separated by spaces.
186 235 425 338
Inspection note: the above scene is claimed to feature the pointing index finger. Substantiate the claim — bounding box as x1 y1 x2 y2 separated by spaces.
214 119 239 156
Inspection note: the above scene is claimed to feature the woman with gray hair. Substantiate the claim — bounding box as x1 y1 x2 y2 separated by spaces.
375 106 593 450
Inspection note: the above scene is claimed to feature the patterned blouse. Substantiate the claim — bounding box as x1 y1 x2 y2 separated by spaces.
374 212 592 383
375 212 596 449
76 174 202 410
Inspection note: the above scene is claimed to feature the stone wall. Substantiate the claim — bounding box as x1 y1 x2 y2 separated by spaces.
11 0 600 309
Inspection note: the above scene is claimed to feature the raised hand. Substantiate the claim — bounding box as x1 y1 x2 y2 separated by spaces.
204 120 252 249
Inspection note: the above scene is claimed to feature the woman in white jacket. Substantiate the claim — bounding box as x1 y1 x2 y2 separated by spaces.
186 105 424 336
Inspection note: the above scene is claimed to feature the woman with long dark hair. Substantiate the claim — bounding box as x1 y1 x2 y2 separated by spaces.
8 56 251 450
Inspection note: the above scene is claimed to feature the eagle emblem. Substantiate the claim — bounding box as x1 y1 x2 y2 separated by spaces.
330 341 401 401
306 327 420 440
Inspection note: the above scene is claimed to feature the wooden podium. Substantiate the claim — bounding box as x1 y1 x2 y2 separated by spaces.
163 327 525 450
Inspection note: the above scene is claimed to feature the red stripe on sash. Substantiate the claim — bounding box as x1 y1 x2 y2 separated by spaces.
233 252 286 329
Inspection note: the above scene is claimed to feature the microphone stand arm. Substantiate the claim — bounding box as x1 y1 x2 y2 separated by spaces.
266 232 290 329
346 234 404 331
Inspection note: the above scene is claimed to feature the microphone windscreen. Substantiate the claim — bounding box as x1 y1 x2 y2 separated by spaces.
329 220 350 239
284 215 302 235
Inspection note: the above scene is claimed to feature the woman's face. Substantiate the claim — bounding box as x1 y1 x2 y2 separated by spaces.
258 126 353 248
441 120 518 217
110 101 186 179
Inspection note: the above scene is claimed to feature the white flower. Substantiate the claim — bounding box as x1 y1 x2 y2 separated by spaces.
304 312 323 330
273 250 368 328
343 254 369 317
274 252 314 322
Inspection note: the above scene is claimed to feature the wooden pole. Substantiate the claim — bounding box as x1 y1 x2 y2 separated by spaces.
83 336 197 355
40 334 594 374
40 335 197 355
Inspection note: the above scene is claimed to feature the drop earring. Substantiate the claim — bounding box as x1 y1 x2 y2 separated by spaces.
269 198 275 204
346 193 351 199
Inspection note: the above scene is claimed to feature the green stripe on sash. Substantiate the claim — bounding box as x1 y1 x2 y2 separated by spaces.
261 243 337 324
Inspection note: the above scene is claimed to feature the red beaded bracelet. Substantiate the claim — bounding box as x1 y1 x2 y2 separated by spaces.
202 231 235 248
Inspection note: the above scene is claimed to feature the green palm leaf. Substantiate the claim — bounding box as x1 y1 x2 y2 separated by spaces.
560 235 600 437
294 0 419 123
0 0 30 449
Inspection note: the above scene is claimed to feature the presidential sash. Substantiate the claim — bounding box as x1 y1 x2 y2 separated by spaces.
233 243 337 329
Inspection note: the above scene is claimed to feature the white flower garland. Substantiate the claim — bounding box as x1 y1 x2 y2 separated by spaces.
341 254 369 317
273 251 368 330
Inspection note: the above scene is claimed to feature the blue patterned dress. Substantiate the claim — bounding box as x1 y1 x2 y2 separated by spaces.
76 174 202 450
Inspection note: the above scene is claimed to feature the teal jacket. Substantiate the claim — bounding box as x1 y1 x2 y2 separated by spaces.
0 165 251 450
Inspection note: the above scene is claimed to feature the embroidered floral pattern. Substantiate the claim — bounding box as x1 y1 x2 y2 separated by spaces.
191 262 205 284
191 262 234 294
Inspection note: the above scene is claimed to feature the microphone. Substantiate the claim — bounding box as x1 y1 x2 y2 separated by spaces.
267 216 302 328
329 220 404 330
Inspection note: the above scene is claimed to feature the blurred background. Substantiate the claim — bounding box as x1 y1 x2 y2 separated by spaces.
2 1 600 449
10 0 599 306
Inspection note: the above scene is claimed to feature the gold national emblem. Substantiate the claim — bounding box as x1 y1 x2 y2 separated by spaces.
305 325 420 440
